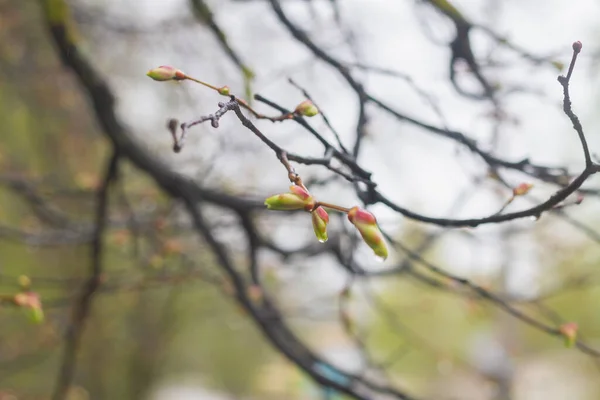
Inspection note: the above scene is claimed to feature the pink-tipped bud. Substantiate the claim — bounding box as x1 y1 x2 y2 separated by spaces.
146 65 186 81
264 185 315 211
559 322 578 348
311 206 329 243
347 206 388 260
14 292 44 324
513 183 533 196
294 100 319 117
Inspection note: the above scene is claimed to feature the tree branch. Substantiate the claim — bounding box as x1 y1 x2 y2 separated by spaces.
51 151 119 400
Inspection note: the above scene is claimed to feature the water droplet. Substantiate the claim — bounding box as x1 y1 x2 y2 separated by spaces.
318 238 328 243
374 255 386 263
529 215 541 222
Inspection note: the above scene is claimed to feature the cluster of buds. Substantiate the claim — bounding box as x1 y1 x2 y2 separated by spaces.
264 186 388 259
146 65 383 259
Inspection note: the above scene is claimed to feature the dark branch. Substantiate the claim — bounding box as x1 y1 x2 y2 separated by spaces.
51 151 119 400
557 41 591 167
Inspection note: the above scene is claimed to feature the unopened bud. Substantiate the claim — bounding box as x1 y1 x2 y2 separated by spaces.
24 306 44 324
572 41 582 53
146 65 186 81
311 206 329 243
294 100 319 117
218 86 231 96
264 185 315 211
513 183 533 196
347 206 388 260
14 292 43 324
559 322 578 348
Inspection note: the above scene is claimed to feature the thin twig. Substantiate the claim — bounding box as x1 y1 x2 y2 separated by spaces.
557 41 591 167
169 100 237 152
288 78 350 154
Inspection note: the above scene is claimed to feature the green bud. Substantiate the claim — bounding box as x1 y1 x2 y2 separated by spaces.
14 292 44 324
264 185 315 211
311 206 329 243
146 65 186 81
218 86 231 96
24 306 44 324
294 100 319 117
347 206 388 260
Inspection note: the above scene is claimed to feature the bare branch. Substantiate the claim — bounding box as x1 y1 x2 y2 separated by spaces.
51 151 119 400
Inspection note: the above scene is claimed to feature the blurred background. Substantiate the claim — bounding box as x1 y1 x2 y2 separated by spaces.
2 0 600 399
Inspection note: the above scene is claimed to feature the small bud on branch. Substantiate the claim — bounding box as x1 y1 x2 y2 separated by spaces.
146 65 186 81
559 322 578 348
264 185 315 211
347 206 388 260
294 100 319 117
14 292 44 324
311 206 329 243
218 86 231 96
513 183 533 196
